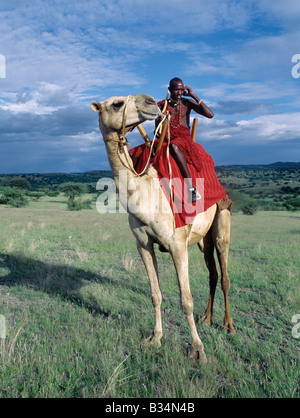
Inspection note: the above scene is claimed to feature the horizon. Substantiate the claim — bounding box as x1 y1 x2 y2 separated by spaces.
0 1 300 173
1 160 300 177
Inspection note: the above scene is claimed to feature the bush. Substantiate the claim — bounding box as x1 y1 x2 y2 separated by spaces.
67 198 92 211
0 187 29 207
258 199 282 211
67 199 83 211
29 191 44 201
59 182 88 211
2 177 31 190
47 190 60 197
283 197 300 211
241 202 258 215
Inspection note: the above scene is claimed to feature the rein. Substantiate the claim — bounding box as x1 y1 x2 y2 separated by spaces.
103 94 175 228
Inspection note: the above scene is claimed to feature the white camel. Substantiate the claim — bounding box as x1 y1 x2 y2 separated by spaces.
91 94 234 362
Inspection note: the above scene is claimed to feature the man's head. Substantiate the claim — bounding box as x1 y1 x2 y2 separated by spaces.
169 77 185 101
169 77 183 89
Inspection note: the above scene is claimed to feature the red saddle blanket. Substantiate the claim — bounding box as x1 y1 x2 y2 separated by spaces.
129 125 229 228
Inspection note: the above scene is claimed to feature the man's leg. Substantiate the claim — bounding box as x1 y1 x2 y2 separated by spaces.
170 144 200 202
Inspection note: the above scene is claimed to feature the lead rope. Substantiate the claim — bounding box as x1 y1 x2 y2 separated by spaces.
119 95 132 147
119 110 169 177
110 95 176 229
165 113 176 229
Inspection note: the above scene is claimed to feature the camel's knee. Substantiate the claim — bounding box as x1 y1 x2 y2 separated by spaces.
215 236 229 255
152 292 162 308
212 210 231 255
181 293 194 316
221 275 231 293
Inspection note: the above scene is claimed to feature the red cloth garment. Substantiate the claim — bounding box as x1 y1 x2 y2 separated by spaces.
129 101 228 227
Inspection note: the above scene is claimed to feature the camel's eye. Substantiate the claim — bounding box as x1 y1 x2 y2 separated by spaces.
112 100 124 110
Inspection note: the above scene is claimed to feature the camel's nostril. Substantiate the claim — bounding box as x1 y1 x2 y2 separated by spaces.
145 97 156 105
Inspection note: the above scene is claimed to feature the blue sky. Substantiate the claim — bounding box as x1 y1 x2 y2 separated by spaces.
0 0 299 173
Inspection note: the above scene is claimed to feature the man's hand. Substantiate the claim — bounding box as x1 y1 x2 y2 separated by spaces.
184 86 193 97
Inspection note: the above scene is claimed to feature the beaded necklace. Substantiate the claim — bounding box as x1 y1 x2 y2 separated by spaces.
168 99 182 129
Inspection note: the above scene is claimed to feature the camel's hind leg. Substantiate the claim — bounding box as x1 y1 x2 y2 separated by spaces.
212 209 235 333
199 230 219 326
137 240 163 348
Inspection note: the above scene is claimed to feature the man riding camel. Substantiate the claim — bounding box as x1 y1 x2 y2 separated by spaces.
156 77 214 203
129 77 232 226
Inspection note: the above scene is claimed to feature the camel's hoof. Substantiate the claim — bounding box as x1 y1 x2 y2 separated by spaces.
143 335 162 348
189 344 207 364
199 314 212 326
224 321 236 334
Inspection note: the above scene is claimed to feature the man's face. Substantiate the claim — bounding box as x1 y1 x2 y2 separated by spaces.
169 81 185 101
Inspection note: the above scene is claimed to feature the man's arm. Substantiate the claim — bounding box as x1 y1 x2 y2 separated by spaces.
184 85 214 119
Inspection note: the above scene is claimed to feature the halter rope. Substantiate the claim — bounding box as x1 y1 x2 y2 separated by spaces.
104 95 169 177
103 94 175 228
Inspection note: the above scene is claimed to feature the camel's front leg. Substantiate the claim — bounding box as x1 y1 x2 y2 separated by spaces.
171 246 207 363
137 241 163 348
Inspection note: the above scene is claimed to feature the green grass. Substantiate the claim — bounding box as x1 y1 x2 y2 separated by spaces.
0 197 299 398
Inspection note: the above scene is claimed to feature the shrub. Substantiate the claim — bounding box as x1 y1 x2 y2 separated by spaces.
1 177 31 190
283 197 300 211
59 182 88 211
67 199 83 211
241 202 258 215
47 190 60 197
67 198 92 211
29 191 44 201
0 187 29 207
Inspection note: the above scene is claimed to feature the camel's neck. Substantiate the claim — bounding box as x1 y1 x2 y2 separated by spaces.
104 133 137 191
103 131 170 226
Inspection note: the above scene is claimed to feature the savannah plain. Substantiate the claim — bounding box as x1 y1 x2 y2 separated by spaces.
0 164 299 398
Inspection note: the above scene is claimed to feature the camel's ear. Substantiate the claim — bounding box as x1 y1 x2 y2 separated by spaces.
90 101 103 113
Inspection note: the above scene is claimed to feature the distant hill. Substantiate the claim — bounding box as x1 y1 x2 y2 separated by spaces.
0 170 114 191
0 162 299 191
267 161 300 169
215 162 300 171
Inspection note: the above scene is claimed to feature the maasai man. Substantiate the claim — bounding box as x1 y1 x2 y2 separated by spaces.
129 77 231 226
156 77 214 202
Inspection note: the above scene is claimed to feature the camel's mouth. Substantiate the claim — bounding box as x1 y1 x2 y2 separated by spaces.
139 110 160 120
124 122 140 133
124 110 159 132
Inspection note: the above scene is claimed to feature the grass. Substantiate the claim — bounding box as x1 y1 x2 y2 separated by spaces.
0 196 299 398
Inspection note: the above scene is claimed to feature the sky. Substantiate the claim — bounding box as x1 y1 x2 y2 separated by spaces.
0 0 300 174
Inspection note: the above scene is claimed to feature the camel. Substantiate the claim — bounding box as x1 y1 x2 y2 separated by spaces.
90 94 235 363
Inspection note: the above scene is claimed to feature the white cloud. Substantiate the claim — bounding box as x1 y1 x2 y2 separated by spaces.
199 82 285 102
237 113 300 140
196 112 300 144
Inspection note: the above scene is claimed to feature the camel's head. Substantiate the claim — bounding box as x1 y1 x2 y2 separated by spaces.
90 94 160 137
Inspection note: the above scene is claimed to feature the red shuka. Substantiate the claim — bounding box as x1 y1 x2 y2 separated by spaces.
129 101 229 227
